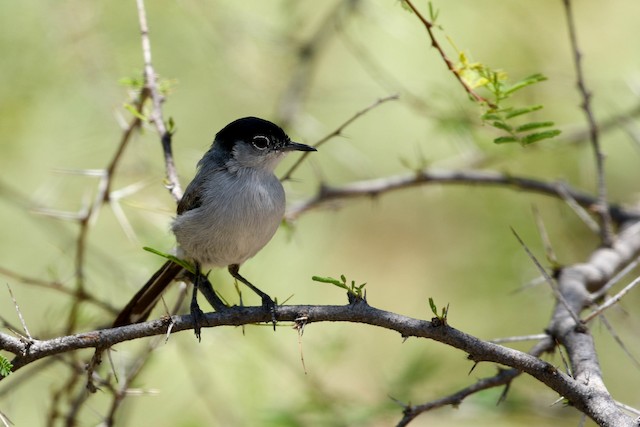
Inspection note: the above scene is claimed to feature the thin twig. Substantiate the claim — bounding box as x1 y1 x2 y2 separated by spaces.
5 284 31 340
402 0 496 109
136 0 182 202
281 94 399 181
556 338 573 378
591 255 640 300
103 94 148 201
396 371 518 426
490 333 549 344
0 410 12 427
397 337 555 426
583 275 640 323
103 333 166 425
562 0 614 246
595 313 640 369
0 266 117 314
510 227 581 326
532 205 559 268
555 181 601 234
563 102 640 145
616 400 640 417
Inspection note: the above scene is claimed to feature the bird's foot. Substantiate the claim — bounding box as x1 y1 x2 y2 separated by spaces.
190 302 206 342
261 295 277 330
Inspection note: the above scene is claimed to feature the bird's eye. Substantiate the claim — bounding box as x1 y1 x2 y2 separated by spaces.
252 135 270 150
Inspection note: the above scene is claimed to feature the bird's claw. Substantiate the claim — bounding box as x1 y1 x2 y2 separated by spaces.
261 295 277 330
190 303 206 342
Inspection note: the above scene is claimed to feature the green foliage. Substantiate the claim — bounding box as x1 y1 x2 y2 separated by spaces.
428 297 449 324
401 0 440 24
166 116 177 134
312 274 366 300
428 1 440 23
119 72 176 96
457 55 562 145
0 355 12 377
119 72 177 123
118 75 145 91
142 246 195 273
123 103 147 121
402 0 559 145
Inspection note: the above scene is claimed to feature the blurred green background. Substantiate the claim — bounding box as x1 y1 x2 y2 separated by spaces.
1 1 640 426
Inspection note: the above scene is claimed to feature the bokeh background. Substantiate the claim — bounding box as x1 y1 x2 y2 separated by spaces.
1 1 640 426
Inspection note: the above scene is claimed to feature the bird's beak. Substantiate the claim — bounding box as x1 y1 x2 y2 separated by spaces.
282 140 317 152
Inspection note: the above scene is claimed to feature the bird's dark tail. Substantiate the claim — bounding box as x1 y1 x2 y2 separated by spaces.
113 260 184 327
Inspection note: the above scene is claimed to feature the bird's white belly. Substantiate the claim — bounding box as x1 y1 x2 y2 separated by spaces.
171 170 285 267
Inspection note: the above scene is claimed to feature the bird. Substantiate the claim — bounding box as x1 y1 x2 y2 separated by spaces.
113 117 316 339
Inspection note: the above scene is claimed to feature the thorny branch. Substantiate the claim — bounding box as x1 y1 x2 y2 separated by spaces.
398 337 555 426
136 0 182 202
286 168 639 222
2 266 638 427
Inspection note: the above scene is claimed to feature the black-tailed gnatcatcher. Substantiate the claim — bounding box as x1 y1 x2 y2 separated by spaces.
113 117 316 338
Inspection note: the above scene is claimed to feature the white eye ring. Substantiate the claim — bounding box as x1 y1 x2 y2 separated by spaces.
252 135 270 150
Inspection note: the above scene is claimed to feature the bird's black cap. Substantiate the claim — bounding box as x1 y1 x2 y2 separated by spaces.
215 117 288 151
214 116 315 153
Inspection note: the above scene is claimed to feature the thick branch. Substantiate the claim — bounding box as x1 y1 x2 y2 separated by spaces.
546 221 640 426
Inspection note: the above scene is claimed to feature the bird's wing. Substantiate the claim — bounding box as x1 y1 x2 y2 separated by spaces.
177 181 204 215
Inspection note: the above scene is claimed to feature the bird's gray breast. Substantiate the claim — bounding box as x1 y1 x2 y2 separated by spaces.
171 168 286 267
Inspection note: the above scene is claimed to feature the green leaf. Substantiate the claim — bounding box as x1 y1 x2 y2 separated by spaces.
124 103 147 121
400 1 413 12
142 246 194 273
0 355 12 377
428 297 438 316
143 246 170 258
491 121 513 132
158 77 177 96
428 2 439 22
504 73 547 96
441 303 450 320
493 136 519 144
481 112 502 121
313 274 366 299
312 276 347 289
166 117 176 134
515 121 554 132
521 129 562 144
118 76 144 89
505 105 543 119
